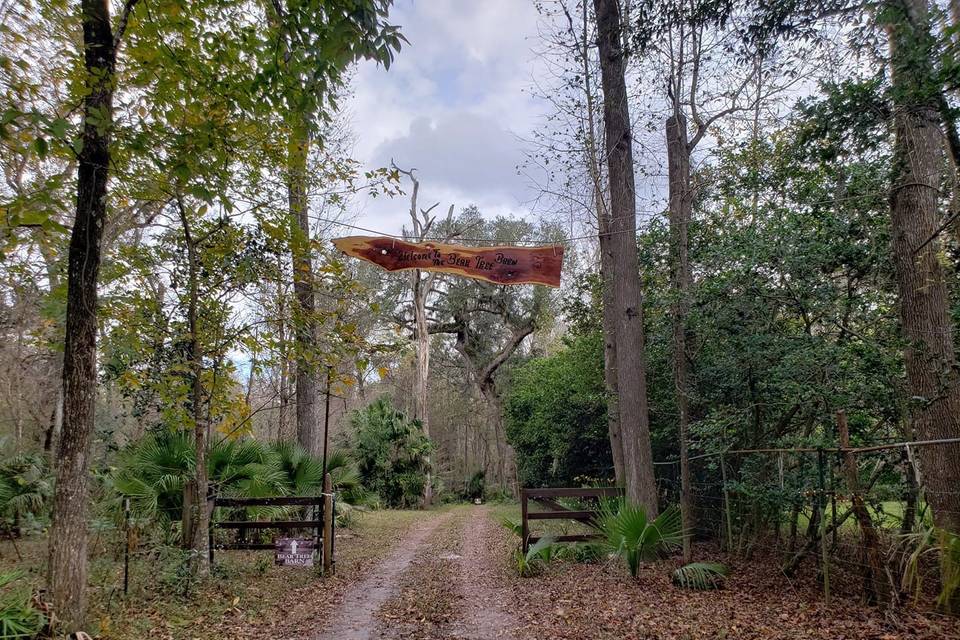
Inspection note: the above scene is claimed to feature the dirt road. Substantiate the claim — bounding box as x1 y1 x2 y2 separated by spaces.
315 506 516 640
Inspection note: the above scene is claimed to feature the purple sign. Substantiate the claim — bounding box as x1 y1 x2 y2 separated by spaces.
275 537 315 567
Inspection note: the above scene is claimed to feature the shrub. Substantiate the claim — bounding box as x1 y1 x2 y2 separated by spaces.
348 397 433 508
595 500 683 577
109 432 364 528
464 470 485 502
504 332 613 487
514 536 560 576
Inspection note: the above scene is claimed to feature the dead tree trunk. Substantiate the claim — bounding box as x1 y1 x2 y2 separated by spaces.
594 0 658 513
395 166 455 506
48 0 137 630
885 0 960 535
837 410 888 606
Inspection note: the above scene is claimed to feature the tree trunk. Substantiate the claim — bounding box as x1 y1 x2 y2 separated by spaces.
593 0 658 513
413 270 433 505
288 116 320 456
277 277 291 441
667 114 694 562
885 0 960 535
177 198 209 577
47 0 118 629
581 1 624 485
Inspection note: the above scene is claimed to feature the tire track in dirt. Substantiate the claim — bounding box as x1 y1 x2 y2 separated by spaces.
449 506 517 639
314 511 453 640
375 506 517 639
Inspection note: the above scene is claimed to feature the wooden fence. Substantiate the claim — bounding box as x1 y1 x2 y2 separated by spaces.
520 486 623 552
207 491 335 573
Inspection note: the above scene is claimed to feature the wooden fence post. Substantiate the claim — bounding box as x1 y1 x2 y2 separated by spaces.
323 473 333 575
720 454 733 552
521 489 529 553
837 410 888 606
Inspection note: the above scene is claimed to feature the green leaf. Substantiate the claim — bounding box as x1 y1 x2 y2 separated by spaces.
33 136 48 159
50 117 69 139
672 562 729 590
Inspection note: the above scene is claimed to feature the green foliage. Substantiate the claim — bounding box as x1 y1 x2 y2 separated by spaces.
349 397 433 508
0 452 52 533
504 332 612 487
110 432 361 525
513 536 560 577
0 571 46 639
501 517 523 538
900 526 960 613
464 470 486 502
595 501 683 578
938 531 960 614
570 542 606 564
672 562 729 590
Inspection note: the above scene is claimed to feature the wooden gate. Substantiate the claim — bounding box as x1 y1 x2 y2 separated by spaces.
520 486 623 552
207 494 335 573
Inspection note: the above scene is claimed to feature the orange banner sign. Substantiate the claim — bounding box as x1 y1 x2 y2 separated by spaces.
332 236 563 287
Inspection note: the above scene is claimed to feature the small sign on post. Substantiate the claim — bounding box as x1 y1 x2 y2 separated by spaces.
275 537 315 567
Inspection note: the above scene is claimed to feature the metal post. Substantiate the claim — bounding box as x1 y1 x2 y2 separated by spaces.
322 366 332 478
123 497 131 596
208 496 215 565
817 448 830 604
323 473 333 575
830 453 838 549
331 493 337 575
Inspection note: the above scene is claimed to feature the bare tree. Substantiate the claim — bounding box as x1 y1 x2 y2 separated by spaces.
394 165 455 506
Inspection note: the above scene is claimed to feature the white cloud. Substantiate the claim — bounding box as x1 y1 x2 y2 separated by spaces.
341 0 549 236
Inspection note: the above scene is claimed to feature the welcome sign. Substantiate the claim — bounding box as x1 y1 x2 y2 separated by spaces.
332 236 563 287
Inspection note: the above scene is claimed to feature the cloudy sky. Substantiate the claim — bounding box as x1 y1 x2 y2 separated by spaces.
342 0 550 237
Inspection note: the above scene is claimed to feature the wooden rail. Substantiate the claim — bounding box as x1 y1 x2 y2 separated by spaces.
520 486 623 552
207 492 335 573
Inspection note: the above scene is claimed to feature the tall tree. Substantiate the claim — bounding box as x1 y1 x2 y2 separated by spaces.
262 0 403 456
48 0 138 630
594 0 658 512
883 0 960 535
528 0 624 483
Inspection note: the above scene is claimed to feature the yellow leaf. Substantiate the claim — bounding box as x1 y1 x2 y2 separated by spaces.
378 366 389 380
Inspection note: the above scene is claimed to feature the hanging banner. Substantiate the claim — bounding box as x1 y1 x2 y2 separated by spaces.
332 235 563 287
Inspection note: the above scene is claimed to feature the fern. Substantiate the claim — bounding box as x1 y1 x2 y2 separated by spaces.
0 571 45 639
672 562 728 590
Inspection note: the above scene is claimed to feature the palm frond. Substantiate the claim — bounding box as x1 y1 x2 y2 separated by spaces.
672 562 729 590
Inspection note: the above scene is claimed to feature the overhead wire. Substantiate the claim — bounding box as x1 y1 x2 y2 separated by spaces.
311 165 954 248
